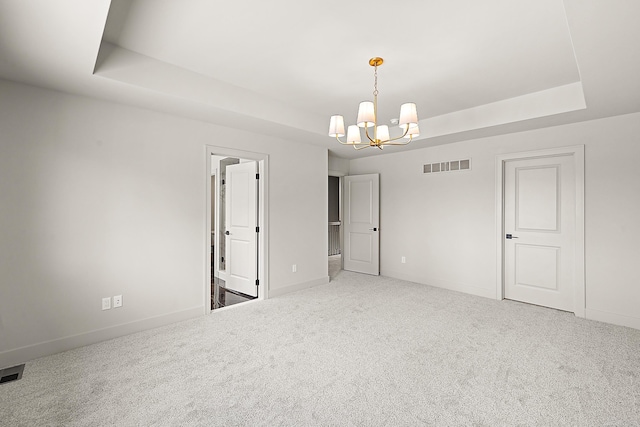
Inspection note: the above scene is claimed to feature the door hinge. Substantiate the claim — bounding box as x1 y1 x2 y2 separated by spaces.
256 173 260 180
256 226 260 233
255 279 259 286
221 256 224 263
221 179 225 185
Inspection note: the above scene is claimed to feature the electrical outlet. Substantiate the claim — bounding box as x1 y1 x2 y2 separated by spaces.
401 256 406 264
292 264 297 273
113 295 122 308
102 297 111 310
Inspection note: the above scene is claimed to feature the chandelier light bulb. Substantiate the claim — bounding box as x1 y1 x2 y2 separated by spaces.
398 103 418 128
403 124 420 139
356 101 375 128
346 125 361 144
328 115 345 137
376 125 390 142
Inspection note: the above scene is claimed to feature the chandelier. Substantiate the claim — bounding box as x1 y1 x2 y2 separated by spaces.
328 57 419 150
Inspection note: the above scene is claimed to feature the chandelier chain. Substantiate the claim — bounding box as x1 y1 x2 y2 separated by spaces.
373 64 379 96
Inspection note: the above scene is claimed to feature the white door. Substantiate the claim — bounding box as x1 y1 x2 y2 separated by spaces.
225 161 258 297
504 155 576 311
343 174 379 275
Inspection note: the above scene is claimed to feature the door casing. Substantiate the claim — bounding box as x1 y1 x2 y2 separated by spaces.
495 145 585 317
328 169 345 272
206 146 269 314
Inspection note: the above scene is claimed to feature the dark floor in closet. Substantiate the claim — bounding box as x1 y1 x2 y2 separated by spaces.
211 279 252 310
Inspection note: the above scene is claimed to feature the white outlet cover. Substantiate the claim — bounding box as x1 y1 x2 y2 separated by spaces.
113 295 122 308
102 297 111 310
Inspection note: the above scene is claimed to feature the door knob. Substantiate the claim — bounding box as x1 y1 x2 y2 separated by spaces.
369 227 378 231
505 234 518 239
225 231 230 235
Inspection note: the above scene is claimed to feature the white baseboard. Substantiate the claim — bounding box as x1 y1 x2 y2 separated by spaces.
0 306 204 370
382 269 496 300
585 308 640 331
268 276 329 298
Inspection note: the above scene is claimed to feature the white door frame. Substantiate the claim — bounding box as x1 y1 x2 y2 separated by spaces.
205 146 269 314
495 145 585 317
329 169 345 271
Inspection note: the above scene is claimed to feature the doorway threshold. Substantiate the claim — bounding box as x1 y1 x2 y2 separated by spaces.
211 278 256 310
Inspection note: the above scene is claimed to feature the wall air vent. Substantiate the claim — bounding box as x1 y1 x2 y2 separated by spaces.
0 364 25 384
423 158 471 174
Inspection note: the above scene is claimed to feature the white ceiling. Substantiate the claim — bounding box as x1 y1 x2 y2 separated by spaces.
1 0 639 159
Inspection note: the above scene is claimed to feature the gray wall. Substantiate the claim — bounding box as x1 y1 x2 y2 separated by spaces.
350 111 640 330
328 154 349 175
0 80 328 367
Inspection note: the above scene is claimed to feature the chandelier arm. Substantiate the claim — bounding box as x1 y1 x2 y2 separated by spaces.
377 125 412 144
381 140 412 146
335 135 365 146
334 135 349 145
381 135 411 143
353 143 371 150
381 134 413 145
363 124 376 144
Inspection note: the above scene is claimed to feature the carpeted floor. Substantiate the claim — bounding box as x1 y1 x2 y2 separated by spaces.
1 271 639 426
328 254 341 280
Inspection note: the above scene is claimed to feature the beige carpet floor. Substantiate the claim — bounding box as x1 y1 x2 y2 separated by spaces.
1 271 639 426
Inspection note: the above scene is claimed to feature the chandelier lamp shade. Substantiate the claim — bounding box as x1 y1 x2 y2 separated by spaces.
328 57 419 150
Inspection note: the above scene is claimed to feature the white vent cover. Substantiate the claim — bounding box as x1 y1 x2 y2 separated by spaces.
424 159 471 174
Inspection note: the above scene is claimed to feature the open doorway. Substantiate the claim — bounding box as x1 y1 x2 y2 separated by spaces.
207 147 269 312
328 174 342 280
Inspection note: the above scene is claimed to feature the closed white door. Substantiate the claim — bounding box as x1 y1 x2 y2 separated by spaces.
225 162 258 297
343 174 379 275
504 155 576 311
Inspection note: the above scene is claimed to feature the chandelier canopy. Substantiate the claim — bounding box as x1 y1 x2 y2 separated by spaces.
328 57 419 150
